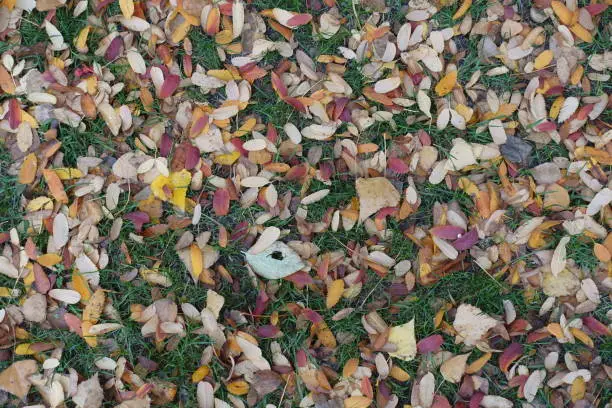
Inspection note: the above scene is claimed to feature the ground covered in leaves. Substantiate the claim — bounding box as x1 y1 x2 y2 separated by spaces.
0 0 611 406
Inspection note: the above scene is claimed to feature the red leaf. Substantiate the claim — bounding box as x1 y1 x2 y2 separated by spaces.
296 349 307 367
271 71 288 98
213 188 230 216
387 157 409 174
285 97 307 113
499 342 523 373
64 313 83 336
430 225 465 240
575 104 594 121
185 145 200 170
105 36 124 61
160 132 173 157
257 325 280 338
526 329 549 343
432 395 451 408
286 13 312 27
285 164 308 182
302 308 323 324
417 334 443 354
124 211 150 232
33 263 51 294
266 122 278 143
582 316 611 336
535 121 556 132
585 3 607 15
452 229 479 250
253 289 269 316
469 392 484 408
284 271 314 288
159 74 180 98
8 99 21 129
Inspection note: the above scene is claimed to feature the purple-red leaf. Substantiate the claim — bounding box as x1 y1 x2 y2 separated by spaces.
417 334 444 354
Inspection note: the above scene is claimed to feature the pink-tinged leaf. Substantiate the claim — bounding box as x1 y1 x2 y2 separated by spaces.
576 104 594 120
266 122 278 143
257 325 280 338
33 263 51 294
64 313 83 336
432 395 451 408
160 132 173 157
271 71 288 98
418 129 431 146
302 308 323 324
284 271 314 288
319 161 334 181
285 164 308 181
159 74 180 98
582 316 611 336
430 225 465 240
585 3 607 15
296 349 307 368
105 36 124 61
124 211 150 232
230 221 249 242
190 115 208 138
285 97 307 113
504 6 515 19
137 356 159 372
376 207 397 221
338 106 351 122
544 86 564 96
508 374 528 389
286 13 313 27
253 289 269 316
229 138 247 156
567 131 582 141
388 157 409 174
213 188 230 216
452 229 479 250
185 145 201 170
499 342 523 373
219 2 232 15
388 282 409 297
333 97 349 121
417 334 444 354
535 121 556 132
8 99 21 129
469 392 484 408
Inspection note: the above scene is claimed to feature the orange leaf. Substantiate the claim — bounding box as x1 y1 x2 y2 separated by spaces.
191 365 210 383
452 0 472 20
344 396 372 408
72 271 92 302
326 279 344 309
0 65 15 94
18 153 37 184
435 70 458 97
465 352 492 374
342 358 359 378
42 169 69 203
569 328 594 348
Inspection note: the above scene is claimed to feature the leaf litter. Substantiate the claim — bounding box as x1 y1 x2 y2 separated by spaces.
0 0 611 406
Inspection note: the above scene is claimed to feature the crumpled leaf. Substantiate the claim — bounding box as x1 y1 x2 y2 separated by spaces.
73 374 104 408
453 304 498 346
0 360 38 399
356 177 400 221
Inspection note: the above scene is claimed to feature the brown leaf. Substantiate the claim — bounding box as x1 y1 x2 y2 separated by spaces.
0 360 38 399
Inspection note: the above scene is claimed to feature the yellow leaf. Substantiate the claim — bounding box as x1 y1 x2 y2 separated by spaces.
83 289 105 323
15 343 36 355
234 117 257 137
72 271 92 302
570 376 585 402
191 365 210 383
215 30 233 45
569 328 594 348
190 244 203 280
326 279 344 309
37 253 62 267
169 169 191 210
570 24 593 43
435 70 457 97
549 96 565 120
18 153 37 185
452 0 472 20
551 1 573 25
151 175 172 201
226 380 249 395
53 168 84 180
547 323 565 341
534 50 553 70
74 26 91 53
171 20 191 44
26 196 53 212
465 352 492 374
570 65 584 85
119 0 134 18
388 319 416 362
82 321 98 347
214 151 241 165
344 396 373 408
